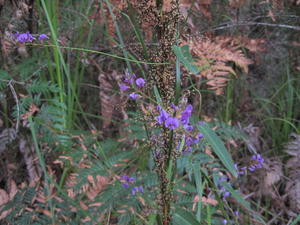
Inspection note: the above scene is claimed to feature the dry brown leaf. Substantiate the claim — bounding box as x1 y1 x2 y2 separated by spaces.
86 175 110 200
40 209 52 217
229 0 247 8
98 71 127 130
80 201 89 210
0 208 12 221
260 159 283 198
89 202 102 207
284 133 300 157
21 104 39 121
192 195 217 210
284 134 300 214
90 0 128 38
19 138 42 182
286 175 300 214
1 31 14 57
199 0 212 19
0 189 9 206
8 179 17 200
82 216 91 222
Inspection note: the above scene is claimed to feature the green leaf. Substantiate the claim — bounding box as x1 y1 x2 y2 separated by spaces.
197 123 238 177
148 214 157 225
290 215 300 225
173 208 201 225
172 45 200 74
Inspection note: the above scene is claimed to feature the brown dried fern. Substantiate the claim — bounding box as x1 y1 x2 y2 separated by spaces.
183 37 253 95
98 70 127 131
90 0 128 38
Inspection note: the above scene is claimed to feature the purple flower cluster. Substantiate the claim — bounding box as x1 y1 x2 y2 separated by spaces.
120 175 135 188
120 175 144 196
181 104 193 125
131 185 144 195
183 132 204 153
234 164 247 176
217 175 232 200
156 104 194 131
119 70 145 100
235 154 264 176
12 32 48 43
248 154 264 172
156 104 204 153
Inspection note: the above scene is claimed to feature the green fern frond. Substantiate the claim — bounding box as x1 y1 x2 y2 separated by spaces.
27 79 60 94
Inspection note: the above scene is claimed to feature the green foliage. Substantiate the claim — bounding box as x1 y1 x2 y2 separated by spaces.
198 123 237 177
172 45 200 74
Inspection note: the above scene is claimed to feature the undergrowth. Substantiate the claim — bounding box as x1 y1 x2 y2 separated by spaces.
0 0 299 225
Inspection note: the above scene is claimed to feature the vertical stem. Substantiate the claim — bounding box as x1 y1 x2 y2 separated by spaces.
150 1 180 224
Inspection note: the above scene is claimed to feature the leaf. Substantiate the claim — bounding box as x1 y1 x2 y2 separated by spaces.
173 208 201 225
291 215 300 225
147 214 157 225
197 123 238 177
172 45 200 74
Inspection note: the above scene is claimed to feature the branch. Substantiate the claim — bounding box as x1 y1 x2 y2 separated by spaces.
201 22 300 33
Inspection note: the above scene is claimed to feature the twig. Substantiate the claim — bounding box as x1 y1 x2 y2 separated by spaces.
7 80 20 134
201 22 300 33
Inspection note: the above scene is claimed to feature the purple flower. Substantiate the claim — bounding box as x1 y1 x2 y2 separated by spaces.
223 191 231 199
193 133 204 144
135 78 145 88
129 92 140 100
131 185 144 195
235 164 247 175
138 185 144 193
170 103 177 111
124 71 136 84
185 136 194 146
156 107 169 125
131 187 139 195
120 176 135 183
165 117 179 130
119 83 130 92
181 104 193 125
222 219 228 225
183 124 194 131
248 154 264 172
120 175 135 188
234 210 239 216
251 154 264 164
184 146 193 153
38 34 48 41
14 32 34 43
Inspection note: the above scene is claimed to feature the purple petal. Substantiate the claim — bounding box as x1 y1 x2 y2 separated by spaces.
165 117 179 130
183 124 194 131
135 78 145 88
119 83 130 92
129 92 139 100
156 108 169 125
38 34 48 41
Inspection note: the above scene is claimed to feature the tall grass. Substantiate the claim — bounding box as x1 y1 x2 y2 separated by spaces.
255 66 300 152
